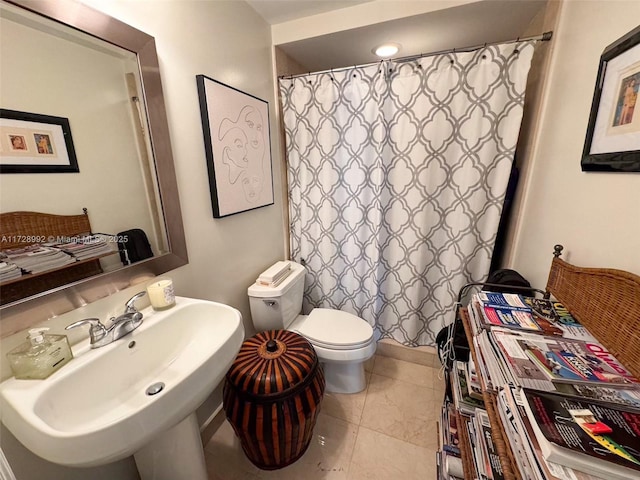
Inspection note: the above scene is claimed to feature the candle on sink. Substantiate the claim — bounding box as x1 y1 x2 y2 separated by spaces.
146 278 175 310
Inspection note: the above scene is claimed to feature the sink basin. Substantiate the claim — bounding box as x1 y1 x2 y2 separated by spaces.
0 297 244 470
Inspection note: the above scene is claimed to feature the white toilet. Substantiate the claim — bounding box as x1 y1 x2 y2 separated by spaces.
248 261 376 394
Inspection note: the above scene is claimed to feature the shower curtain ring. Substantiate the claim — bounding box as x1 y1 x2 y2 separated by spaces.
514 37 521 55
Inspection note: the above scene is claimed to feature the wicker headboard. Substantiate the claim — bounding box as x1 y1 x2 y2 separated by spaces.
0 208 92 250
546 245 640 381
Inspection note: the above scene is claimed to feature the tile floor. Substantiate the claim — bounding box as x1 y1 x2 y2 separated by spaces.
204 354 446 480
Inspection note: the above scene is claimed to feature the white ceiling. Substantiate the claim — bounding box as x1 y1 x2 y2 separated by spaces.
247 0 548 73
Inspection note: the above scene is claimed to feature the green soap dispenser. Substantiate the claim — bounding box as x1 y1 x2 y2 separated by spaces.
7 327 73 379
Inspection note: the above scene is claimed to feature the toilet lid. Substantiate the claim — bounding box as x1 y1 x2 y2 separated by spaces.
295 309 374 350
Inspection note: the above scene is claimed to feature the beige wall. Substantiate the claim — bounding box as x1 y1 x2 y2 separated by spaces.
275 46 309 77
273 47 309 257
506 0 640 288
1 1 285 478
498 0 561 268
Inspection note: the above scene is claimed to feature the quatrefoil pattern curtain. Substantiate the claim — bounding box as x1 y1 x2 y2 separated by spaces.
279 42 535 346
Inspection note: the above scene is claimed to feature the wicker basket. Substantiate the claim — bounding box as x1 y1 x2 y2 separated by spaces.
223 330 325 470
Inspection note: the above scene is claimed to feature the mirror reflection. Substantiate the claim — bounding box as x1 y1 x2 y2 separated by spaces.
0 2 168 305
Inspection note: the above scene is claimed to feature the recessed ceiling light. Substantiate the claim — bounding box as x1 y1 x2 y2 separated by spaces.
373 43 401 58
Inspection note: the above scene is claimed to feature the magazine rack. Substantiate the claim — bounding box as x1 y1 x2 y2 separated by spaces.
457 244 640 480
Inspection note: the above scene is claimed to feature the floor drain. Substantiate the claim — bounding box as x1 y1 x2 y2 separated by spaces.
146 382 165 396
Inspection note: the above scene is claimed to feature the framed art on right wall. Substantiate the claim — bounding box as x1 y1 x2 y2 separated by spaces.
582 25 640 172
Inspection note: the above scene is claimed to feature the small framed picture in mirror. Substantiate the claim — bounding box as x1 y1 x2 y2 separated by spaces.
0 109 79 174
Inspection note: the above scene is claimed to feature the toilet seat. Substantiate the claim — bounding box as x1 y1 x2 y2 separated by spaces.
292 308 374 351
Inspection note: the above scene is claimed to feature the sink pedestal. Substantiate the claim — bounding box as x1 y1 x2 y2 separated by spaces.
133 413 207 480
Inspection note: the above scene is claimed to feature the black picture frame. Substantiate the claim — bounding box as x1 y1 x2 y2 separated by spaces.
581 25 640 172
196 75 274 218
0 109 79 174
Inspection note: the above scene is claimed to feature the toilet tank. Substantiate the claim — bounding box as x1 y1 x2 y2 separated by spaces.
248 262 306 332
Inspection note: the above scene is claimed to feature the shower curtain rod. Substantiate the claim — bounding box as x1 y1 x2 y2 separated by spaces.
279 31 553 80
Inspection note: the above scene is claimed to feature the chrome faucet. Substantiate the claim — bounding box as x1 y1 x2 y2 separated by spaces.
66 291 147 348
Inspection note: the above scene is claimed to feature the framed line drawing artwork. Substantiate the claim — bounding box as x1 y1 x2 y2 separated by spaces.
0 109 79 173
582 25 640 172
196 74 274 217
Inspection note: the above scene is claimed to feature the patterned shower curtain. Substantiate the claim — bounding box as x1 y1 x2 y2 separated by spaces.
279 41 535 346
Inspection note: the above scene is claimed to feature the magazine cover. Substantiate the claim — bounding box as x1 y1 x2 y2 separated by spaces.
482 306 540 331
492 329 638 389
522 297 598 342
525 337 638 386
477 292 530 310
499 387 610 480
475 292 597 340
490 330 558 391
522 389 640 477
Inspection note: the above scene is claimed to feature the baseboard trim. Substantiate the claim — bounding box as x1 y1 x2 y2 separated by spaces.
376 339 439 368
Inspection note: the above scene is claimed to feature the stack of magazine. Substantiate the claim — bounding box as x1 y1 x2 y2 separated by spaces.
437 403 464 480
49 235 114 261
3 245 76 274
451 360 485 415
469 408 505 480
461 291 640 480
443 359 508 480
0 235 115 280
0 252 22 282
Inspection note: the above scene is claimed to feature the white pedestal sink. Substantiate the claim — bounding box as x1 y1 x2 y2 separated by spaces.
0 297 244 480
